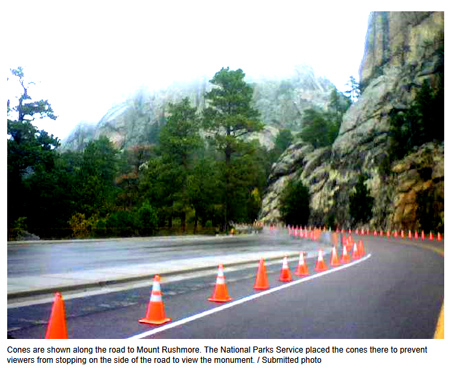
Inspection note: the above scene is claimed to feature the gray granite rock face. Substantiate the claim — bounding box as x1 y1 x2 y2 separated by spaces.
260 12 444 231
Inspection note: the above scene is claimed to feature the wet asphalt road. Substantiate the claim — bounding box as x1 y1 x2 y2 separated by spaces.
7 234 298 277
7 235 444 339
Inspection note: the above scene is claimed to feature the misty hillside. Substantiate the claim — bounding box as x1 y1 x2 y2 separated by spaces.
61 65 337 152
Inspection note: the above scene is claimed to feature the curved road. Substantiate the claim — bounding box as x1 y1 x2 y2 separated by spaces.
7 233 444 339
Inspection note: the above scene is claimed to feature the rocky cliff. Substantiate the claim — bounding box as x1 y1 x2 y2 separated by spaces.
260 11 444 232
61 65 335 151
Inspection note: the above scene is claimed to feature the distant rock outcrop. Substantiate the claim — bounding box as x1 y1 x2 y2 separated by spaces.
260 11 444 232
61 80 207 151
252 65 335 130
61 65 336 152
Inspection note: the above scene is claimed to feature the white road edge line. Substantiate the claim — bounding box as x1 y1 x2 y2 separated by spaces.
128 253 372 339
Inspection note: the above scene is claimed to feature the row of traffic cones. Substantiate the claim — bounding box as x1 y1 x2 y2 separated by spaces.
44 242 367 337
338 228 442 241
288 226 322 241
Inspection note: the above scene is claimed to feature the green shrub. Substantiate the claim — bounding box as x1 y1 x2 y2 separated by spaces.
349 174 374 225
94 219 108 238
9 217 28 240
106 211 136 237
68 213 97 238
279 178 310 226
136 201 158 236
388 80 444 161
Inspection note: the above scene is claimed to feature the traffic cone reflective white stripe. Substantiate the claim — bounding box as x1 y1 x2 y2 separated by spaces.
139 275 171 325
314 249 328 272
208 264 233 302
340 244 350 263
254 258 269 290
295 252 309 277
279 255 293 282
45 292 68 339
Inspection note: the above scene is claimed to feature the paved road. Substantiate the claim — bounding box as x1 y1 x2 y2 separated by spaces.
8 234 289 277
7 232 444 339
8 230 328 298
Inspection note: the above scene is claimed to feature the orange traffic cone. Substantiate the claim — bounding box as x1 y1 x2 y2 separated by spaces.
340 244 350 263
295 252 310 276
330 247 340 267
380 230 384 237
346 235 354 253
45 292 68 339
387 230 391 238
139 275 171 325
401 230 405 238
437 232 442 241
357 239 365 257
254 258 269 290
348 235 354 248
314 249 328 272
355 229 359 235
208 264 233 302
374 230 377 237
421 230 425 240
414 230 419 240
394 230 398 238
352 242 361 260
279 256 293 282
429 232 434 240
408 230 412 239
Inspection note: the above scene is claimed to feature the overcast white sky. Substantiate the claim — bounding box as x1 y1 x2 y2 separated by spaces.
5 1 374 141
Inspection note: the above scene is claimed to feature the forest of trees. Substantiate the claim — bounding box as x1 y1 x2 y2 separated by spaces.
7 67 280 239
